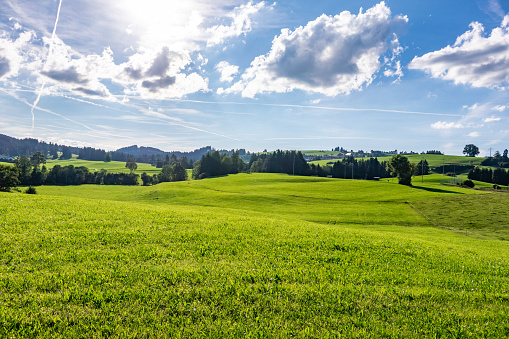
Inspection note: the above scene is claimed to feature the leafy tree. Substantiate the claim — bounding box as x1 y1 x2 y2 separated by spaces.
104 153 112 162
503 149 508 159
171 163 188 182
14 155 32 185
388 154 415 185
30 151 46 169
463 144 480 157
416 159 429 176
158 165 172 182
125 158 137 173
141 172 153 186
0 164 19 192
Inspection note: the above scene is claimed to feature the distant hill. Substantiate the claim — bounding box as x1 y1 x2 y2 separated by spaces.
116 145 214 161
116 145 166 157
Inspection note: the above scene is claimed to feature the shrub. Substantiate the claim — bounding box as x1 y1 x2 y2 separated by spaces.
463 179 475 188
25 186 37 194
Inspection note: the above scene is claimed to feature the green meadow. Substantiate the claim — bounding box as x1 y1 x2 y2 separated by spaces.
310 154 483 169
45 159 161 175
1 172 508 337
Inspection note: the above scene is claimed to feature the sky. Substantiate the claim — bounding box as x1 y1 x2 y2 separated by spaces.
0 0 509 156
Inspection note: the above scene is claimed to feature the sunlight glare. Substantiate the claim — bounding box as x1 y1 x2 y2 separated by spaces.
118 0 203 48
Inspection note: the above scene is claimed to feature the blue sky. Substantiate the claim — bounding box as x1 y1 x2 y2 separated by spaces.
0 0 508 155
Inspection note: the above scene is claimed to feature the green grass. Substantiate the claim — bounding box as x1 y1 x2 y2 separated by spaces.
310 154 484 169
1 173 509 337
45 159 161 175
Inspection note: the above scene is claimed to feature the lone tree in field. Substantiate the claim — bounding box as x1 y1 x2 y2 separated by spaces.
0 164 19 192
388 154 415 186
463 144 480 157
125 158 137 174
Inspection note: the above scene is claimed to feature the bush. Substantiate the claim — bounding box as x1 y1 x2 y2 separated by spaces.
25 186 37 194
463 180 475 188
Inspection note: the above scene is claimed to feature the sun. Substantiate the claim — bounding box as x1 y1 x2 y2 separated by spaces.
115 0 204 48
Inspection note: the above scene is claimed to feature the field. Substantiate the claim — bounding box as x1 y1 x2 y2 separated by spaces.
45 159 161 175
309 153 484 170
1 173 509 337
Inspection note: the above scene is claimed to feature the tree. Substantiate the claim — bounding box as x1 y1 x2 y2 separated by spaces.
141 172 153 186
463 144 480 157
171 163 188 182
0 164 19 192
60 146 72 159
503 149 508 159
104 153 112 162
125 158 137 174
14 155 32 185
416 159 429 176
388 154 415 185
30 151 46 169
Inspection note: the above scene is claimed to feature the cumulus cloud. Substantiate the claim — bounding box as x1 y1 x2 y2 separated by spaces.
409 14 509 89
224 2 408 97
0 56 10 77
207 1 268 47
0 30 39 79
116 46 209 99
42 67 87 84
467 131 480 137
484 116 501 122
215 61 239 82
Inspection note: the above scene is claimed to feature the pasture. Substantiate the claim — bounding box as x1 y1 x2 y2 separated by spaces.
1 173 508 337
309 153 483 170
45 159 161 175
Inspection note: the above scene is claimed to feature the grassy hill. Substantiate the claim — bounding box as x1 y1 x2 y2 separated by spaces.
1 173 508 336
45 159 161 175
309 153 483 169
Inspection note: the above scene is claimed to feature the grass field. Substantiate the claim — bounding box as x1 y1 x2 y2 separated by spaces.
309 153 484 170
1 173 508 337
45 159 161 175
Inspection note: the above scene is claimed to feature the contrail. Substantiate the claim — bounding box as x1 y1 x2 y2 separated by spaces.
159 98 463 117
30 0 63 129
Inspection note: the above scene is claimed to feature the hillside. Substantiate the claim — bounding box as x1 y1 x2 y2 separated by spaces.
1 173 508 336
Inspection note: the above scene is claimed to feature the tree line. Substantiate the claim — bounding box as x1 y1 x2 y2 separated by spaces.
468 167 509 186
0 152 191 191
192 151 246 179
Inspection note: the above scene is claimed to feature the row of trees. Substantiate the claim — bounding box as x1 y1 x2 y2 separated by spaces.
193 151 246 179
480 149 509 168
0 152 190 191
468 167 509 186
245 150 394 181
140 163 188 186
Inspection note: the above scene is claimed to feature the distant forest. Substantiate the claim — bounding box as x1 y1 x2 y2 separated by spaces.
0 134 251 165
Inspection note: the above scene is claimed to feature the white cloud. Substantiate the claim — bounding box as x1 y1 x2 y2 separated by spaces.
430 121 465 129
215 61 239 82
206 1 268 47
484 116 501 122
494 104 508 111
467 131 480 137
224 2 408 97
0 30 40 79
409 14 509 89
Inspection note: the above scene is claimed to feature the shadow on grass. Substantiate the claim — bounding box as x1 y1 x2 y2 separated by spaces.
410 185 464 194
